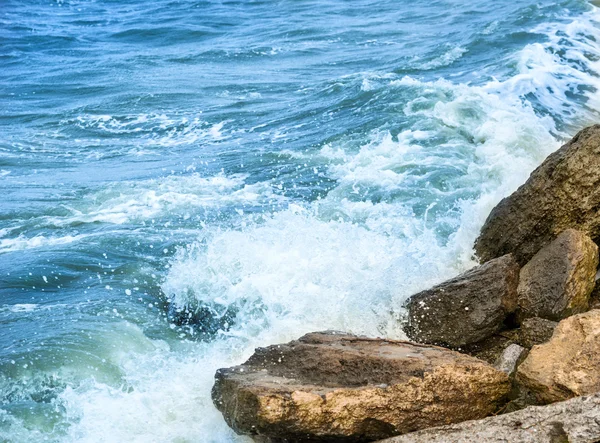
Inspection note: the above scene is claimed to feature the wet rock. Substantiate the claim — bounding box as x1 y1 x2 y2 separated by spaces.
404 254 519 348
494 344 526 377
461 331 517 365
376 392 600 443
212 331 510 442
475 125 600 265
516 229 598 322
517 310 600 404
518 317 557 349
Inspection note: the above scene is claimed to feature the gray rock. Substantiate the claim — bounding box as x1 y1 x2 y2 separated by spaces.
494 344 526 377
212 331 510 442
516 229 598 322
404 254 519 348
475 125 600 265
376 392 600 443
518 317 557 349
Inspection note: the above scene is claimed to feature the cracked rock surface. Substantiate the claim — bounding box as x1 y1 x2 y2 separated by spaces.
212 331 510 442
377 392 600 443
517 310 600 404
475 124 600 265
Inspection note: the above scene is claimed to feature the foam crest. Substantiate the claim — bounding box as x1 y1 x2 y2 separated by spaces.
0 234 90 254
65 114 230 149
42 173 281 227
489 6 600 128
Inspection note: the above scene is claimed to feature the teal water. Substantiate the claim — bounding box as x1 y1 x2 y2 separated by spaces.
2 0 600 441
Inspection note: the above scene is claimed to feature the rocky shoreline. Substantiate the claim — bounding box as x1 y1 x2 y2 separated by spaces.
211 125 600 442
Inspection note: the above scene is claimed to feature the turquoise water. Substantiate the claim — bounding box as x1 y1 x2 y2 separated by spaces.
2 0 600 441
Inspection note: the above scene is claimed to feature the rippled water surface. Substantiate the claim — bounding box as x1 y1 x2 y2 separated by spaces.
2 0 600 441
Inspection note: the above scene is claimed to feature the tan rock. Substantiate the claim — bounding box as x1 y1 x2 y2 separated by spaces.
475 125 600 265
404 254 519 348
212 331 510 442
517 310 600 404
516 229 598 322
376 392 600 443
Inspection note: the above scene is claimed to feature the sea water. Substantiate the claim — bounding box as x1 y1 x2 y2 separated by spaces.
1 0 600 441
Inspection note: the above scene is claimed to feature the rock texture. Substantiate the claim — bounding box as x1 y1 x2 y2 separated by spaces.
475 125 600 265
517 310 600 404
461 331 518 364
404 254 519 348
518 317 557 349
494 344 525 377
376 393 600 443
516 229 598 322
212 332 510 442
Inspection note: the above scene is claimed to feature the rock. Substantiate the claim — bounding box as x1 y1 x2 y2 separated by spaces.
516 229 598 322
588 273 600 310
518 317 557 349
375 392 600 443
404 254 520 348
212 331 510 442
516 310 600 404
461 331 517 364
494 344 526 377
475 125 600 265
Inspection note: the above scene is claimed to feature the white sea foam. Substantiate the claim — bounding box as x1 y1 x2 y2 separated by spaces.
8 304 38 313
488 7 600 128
0 234 90 254
41 173 282 227
66 114 230 149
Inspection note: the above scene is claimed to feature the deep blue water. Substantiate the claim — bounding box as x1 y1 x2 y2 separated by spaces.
2 0 600 441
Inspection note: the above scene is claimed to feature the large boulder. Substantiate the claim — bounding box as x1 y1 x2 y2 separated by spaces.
516 229 598 322
404 254 519 348
517 310 600 404
475 125 600 265
376 393 600 443
212 332 510 442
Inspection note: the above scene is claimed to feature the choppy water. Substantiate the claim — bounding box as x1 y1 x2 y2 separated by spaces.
2 0 600 441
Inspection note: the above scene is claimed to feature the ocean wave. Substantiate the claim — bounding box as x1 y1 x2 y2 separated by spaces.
0 234 90 254
34 173 284 228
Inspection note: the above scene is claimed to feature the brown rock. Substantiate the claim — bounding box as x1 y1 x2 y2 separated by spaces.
376 392 600 443
212 331 510 442
475 125 600 265
404 254 519 348
516 229 598 322
517 310 600 404
518 317 557 348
